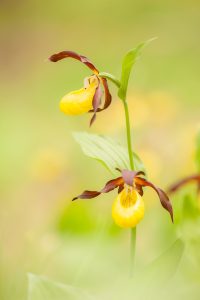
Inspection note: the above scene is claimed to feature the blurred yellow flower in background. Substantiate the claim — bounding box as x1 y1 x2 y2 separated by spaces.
138 149 162 181
95 90 179 133
30 148 66 182
146 91 179 125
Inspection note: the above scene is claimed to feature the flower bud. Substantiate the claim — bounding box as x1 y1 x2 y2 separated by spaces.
112 188 144 228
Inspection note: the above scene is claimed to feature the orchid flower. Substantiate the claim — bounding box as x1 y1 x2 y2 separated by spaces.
49 51 112 126
73 169 173 228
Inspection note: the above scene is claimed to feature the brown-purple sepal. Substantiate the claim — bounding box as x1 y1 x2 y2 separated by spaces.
49 50 99 74
101 177 124 193
118 184 124 194
72 190 101 201
90 83 102 126
101 78 112 110
168 174 200 194
121 169 145 187
135 177 173 222
89 78 112 119
72 177 123 202
135 183 144 196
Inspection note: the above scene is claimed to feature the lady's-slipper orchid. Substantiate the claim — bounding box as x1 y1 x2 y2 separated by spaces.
168 174 200 195
49 51 112 126
73 169 173 228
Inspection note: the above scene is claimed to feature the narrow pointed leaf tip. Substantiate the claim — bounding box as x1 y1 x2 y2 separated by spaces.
118 37 157 101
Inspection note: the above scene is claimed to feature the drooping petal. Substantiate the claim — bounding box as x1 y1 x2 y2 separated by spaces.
135 177 173 222
73 177 123 202
49 50 99 74
118 184 124 194
101 177 124 193
89 78 112 120
90 82 103 126
121 169 145 187
135 183 144 196
72 190 101 201
168 174 200 193
100 78 112 110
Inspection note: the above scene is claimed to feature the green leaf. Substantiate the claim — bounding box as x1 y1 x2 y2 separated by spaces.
98 72 121 88
136 239 184 288
131 239 184 299
182 194 199 220
28 273 94 300
118 37 157 101
196 131 200 172
147 239 184 280
73 132 145 174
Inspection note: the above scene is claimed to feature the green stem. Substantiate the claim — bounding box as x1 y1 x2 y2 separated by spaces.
122 99 136 277
130 226 136 277
106 71 137 275
98 72 121 88
123 101 134 170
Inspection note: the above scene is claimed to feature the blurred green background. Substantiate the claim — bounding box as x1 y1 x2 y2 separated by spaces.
0 1 200 299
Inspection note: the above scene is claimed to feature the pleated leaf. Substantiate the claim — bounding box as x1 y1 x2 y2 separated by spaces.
28 274 94 300
73 132 145 174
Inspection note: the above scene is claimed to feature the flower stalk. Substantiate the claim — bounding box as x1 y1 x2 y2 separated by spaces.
123 100 135 171
101 69 138 275
130 226 136 276
121 87 136 276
